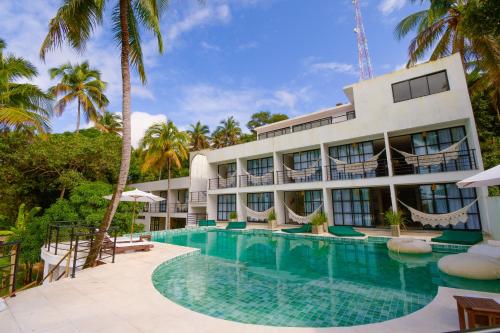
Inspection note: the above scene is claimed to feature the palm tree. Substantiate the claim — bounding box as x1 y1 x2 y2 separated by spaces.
187 121 210 151
0 39 52 133
213 116 242 147
95 111 122 134
49 61 109 132
140 121 189 228
40 0 169 267
395 0 500 118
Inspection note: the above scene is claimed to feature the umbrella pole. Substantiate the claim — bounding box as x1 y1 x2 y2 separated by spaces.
131 200 136 242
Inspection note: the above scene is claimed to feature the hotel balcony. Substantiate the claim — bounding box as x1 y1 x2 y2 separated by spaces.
276 167 322 184
324 159 389 181
239 173 274 187
189 191 207 204
208 175 237 190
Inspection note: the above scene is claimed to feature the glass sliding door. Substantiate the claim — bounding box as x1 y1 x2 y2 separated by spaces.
247 192 274 222
292 149 322 182
217 194 236 221
332 188 373 226
329 141 375 179
246 157 273 186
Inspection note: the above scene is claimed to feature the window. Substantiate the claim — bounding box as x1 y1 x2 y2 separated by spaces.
247 192 274 222
218 162 236 177
392 70 449 103
217 194 236 221
159 191 167 212
304 190 323 215
289 149 322 182
245 157 274 186
329 141 377 179
332 188 372 227
346 111 356 120
258 127 291 140
418 184 480 230
292 117 332 132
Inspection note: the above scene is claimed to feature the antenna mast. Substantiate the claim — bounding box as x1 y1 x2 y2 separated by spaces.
352 0 373 80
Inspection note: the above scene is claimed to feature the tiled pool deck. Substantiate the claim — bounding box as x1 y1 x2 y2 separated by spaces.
1 234 499 333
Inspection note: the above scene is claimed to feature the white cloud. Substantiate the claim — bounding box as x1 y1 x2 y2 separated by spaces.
378 0 406 15
131 112 168 148
238 41 259 50
166 4 231 51
132 85 155 100
309 61 358 76
200 41 221 51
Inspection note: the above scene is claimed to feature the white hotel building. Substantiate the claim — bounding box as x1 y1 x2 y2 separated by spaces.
132 54 495 235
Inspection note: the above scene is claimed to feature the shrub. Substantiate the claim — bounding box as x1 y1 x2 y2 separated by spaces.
310 212 327 226
229 211 237 220
268 209 276 221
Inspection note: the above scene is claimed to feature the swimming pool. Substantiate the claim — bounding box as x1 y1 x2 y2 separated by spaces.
151 229 500 327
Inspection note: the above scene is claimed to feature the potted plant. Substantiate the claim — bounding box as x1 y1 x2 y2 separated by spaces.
229 211 238 222
267 209 277 230
385 209 406 237
310 212 327 234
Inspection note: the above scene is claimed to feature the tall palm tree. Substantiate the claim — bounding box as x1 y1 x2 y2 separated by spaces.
187 121 210 151
213 116 241 147
40 0 169 266
395 0 500 118
95 111 122 134
0 39 52 133
140 121 189 228
49 61 109 132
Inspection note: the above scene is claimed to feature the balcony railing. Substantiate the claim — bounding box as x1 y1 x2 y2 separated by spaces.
239 173 274 187
171 203 188 213
190 191 207 204
392 149 477 175
187 213 208 226
276 168 322 184
209 176 237 190
325 159 389 181
146 202 168 213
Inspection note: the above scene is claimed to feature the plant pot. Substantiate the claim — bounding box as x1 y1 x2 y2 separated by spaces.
312 224 324 234
391 225 401 237
268 220 277 230
230 218 237 222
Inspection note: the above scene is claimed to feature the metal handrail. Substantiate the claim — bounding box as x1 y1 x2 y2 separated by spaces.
275 167 323 184
239 173 274 187
392 148 477 175
325 159 389 181
190 191 207 203
208 175 237 189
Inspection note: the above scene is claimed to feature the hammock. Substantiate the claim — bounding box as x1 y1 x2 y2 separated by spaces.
245 205 274 220
217 172 236 187
283 159 321 180
398 199 477 227
285 203 323 224
391 137 467 167
242 169 273 184
328 148 386 174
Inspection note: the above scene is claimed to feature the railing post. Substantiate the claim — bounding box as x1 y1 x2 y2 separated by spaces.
47 225 53 251
9 243 20 296
64 247 72 278
112 229 117 264
54 226 60 255
72 235 79 278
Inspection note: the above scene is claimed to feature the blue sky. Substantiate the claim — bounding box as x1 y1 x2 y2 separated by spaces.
0 0 426 146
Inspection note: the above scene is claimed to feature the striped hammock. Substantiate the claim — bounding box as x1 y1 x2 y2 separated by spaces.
391 137 467 167
283 159 321 180
285 203 323 224
329 148 386 174
398 199 477 227
245 205 274 220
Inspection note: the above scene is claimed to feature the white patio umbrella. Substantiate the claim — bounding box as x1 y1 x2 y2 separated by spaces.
104 189 165 242
457 165 500 188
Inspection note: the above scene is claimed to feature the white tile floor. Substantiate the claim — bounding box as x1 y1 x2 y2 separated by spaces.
1 242 498 333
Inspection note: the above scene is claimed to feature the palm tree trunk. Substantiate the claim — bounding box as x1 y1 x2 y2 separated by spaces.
84 0 132 267
76 100 81 133
167 163 170 229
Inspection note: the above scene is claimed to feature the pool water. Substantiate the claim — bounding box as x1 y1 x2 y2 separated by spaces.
151 229 499 327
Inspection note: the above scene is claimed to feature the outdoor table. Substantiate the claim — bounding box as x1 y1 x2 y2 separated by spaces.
453 296 500 330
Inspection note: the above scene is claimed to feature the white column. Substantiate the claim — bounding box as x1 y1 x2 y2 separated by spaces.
320 143 329 181
322 187 334 226
389 184 397 212
207 194 217 221
275 190 286 225
237 192 246 222
384 131 394 177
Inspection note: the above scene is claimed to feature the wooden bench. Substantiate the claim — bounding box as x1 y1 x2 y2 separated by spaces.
454 296 500 330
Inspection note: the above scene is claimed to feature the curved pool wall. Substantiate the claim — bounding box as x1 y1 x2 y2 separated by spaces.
151 229 500 328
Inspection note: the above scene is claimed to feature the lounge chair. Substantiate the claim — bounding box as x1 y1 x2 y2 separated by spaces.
226 221 247 230
104 233 141 243
328 226 365 237
282 224 312 234
198 219 217 227
113 241 154 254
431 230 483 245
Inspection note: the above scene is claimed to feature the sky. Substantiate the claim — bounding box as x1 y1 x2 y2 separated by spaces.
0 0 427 147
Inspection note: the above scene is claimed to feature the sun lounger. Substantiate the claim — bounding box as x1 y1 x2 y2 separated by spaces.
105 233 141 243
226 221 247 230
282 224 312 233
113 241 154 254
198 219 217 227
328 226 365 237
431 230 483 245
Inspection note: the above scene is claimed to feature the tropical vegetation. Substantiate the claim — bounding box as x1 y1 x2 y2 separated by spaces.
49 61 109 132
95 111 123 134
187 121 210 151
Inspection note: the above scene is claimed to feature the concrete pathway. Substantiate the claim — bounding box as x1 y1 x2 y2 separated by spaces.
1 242 498 333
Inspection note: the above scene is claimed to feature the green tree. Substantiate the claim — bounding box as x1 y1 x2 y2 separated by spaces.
95 111 122 134
40 0 169 266
9 204 42 284
187 121 210 151
212 116 242 148
0 39 52 133
395 0 500 118
49 61 109 132
247 111 288 132
140 121 189 228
